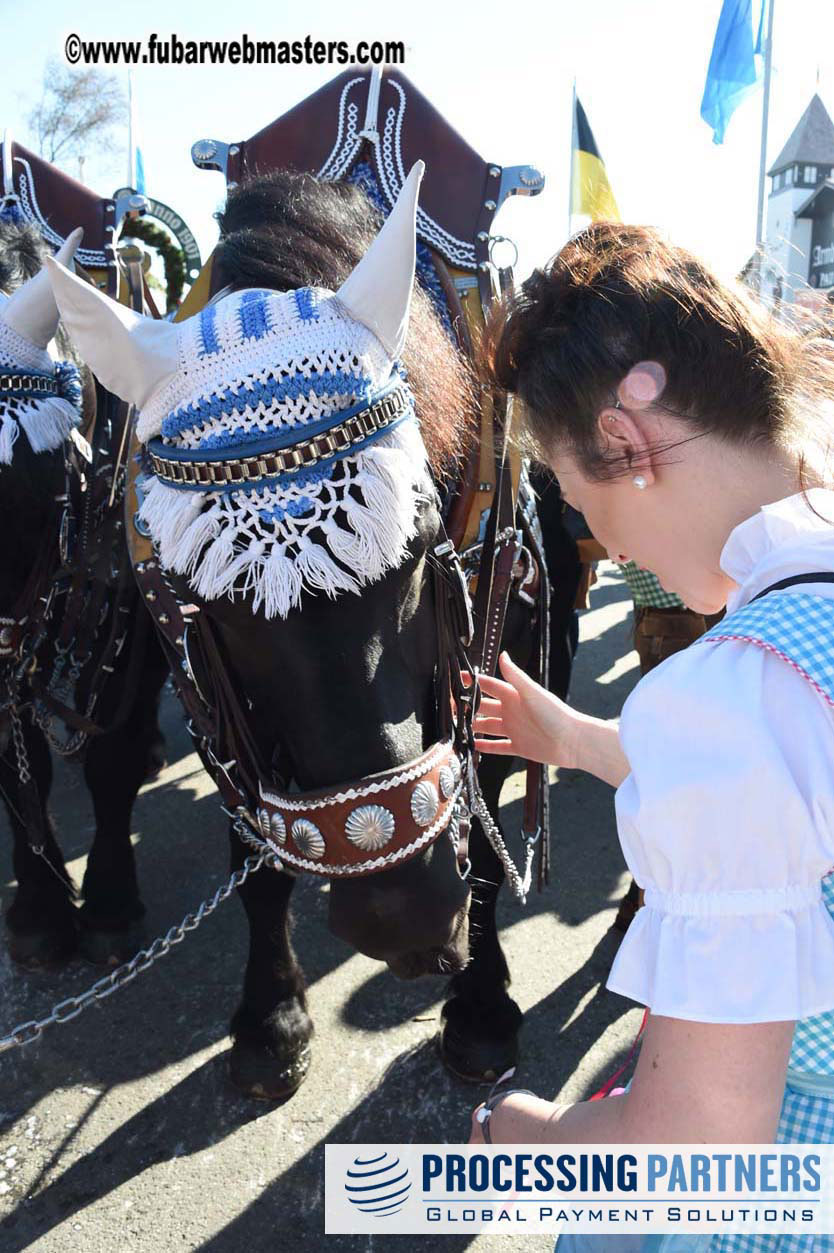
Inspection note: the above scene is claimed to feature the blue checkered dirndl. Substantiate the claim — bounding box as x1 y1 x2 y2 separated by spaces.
558 590 834 1253
699 594 834 1248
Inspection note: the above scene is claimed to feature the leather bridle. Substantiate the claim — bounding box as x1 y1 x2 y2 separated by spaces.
130 382 484 880
122 65 552 895
0 255 156 874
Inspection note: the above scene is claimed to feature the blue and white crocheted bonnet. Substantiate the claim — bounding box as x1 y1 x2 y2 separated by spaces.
0 228 83 464
46 165 429 619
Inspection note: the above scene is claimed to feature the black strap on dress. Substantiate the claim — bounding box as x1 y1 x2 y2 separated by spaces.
752 572 834 602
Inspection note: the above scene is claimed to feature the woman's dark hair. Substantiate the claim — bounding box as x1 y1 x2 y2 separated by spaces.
487 220 834 484
213 170 476 475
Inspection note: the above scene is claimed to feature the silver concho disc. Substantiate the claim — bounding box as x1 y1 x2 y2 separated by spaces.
257 808 271 840
345 804 396 852
270 812 287 845
291 818 325 860
438 765 456 799
411 780 439 827
449 754 462 785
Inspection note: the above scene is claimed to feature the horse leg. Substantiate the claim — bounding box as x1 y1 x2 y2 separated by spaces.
439 758 523 1083
2 715 79 968
227 822 313 1100
77 640 168 965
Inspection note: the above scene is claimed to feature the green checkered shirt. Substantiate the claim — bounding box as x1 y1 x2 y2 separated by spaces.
618 561 685 609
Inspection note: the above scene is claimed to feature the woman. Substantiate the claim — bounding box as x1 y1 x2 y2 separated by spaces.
468 222 834 1176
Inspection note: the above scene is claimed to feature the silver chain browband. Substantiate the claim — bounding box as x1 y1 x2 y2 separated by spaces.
147 384 410 488
0 372 58 395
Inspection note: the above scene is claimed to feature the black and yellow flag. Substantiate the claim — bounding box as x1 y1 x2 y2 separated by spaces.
571 97 620 221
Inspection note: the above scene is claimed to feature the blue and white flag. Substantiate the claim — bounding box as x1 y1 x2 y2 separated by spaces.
700 0 766 144
135 146 146 195
127 69 147 194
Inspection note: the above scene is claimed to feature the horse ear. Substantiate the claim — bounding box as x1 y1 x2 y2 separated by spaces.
336 161 424 359
0 227 83 349
46 252 179 408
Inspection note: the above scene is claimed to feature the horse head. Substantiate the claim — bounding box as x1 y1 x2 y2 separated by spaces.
48 167 476 978
0 227 86 650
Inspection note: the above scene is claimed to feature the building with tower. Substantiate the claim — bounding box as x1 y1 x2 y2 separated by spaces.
760 94 834 309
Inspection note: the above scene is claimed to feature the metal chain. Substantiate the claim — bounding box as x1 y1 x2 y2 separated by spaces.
9 702 31 788
465 756 535 904
8 702 74 894
36 649 90 758
0 844 279 1055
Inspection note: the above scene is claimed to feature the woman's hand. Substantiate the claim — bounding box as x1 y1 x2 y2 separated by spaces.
469 1092 571 1143
471 652 582 769
469 652 630 788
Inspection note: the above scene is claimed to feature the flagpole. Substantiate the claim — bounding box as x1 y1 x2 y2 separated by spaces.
568 77 576 239
127 69 134 188
755 0 775 259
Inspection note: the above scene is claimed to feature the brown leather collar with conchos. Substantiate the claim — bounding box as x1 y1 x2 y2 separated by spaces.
254 740 463 876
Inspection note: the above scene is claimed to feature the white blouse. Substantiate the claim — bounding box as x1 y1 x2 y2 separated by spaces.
606 489 834 1023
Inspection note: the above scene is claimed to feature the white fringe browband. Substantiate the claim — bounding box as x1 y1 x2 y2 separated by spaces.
0 320 82 464
0 395 80 464
139 419 431 619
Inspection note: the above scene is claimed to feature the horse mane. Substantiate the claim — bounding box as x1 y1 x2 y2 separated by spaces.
0 220 47 288
0 221 82 367
212 170 477 479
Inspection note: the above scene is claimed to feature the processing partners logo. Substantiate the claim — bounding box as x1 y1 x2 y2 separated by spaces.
344 1151 412 1218
326 1144 834 1236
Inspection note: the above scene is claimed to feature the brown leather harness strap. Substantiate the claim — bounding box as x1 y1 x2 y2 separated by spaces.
470 400 518 677
255 740 463 877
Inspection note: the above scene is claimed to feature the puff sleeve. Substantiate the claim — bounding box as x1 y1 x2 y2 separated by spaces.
606 636 834 1023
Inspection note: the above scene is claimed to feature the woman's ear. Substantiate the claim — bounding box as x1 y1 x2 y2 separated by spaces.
596 405 657 486
596 362 670 486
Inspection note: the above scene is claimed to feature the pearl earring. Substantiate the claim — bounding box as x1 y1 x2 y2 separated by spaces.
632 474 648 490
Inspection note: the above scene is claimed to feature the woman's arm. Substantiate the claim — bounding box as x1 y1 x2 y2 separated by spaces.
472 652 630 788
472 1015 794 1144
570 710 630 789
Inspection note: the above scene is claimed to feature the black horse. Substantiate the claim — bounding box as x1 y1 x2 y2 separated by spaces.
0 222 169 970
46 166 545 1101
175 174 537 1094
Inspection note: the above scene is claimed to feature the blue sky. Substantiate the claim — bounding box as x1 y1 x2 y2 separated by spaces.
0 0 832 281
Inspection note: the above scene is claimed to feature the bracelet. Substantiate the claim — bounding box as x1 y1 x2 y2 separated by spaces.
476 1087 537 1144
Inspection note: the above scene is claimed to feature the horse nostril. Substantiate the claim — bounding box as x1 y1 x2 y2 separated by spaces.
385 905 470 980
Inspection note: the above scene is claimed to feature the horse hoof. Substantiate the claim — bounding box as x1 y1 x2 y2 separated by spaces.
228 1039 313 1101
78 919 146 967
7 921 78 971
438 1017 520 1085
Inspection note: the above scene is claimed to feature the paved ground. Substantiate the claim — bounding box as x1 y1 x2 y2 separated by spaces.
0 563 643 1252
